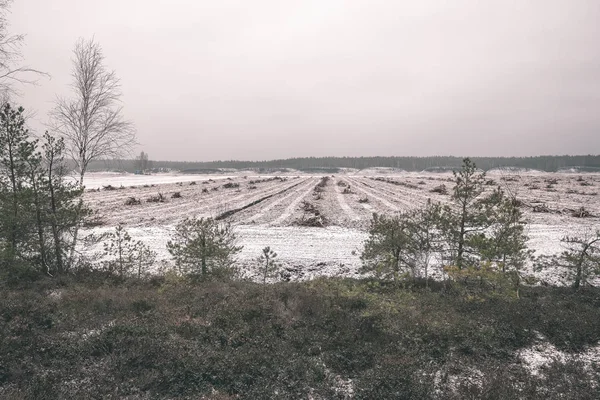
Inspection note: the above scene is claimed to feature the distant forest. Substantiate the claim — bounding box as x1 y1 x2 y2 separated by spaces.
88 155 600 173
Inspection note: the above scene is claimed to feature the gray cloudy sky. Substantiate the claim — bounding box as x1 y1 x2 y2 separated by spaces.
11 0 600 161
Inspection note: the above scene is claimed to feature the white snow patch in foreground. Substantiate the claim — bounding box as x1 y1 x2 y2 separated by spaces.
518 338 600 379
236 226 366 266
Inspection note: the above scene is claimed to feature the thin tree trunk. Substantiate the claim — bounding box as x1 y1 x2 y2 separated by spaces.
31 173 49 274
424 253 429 289
263 255 268 286
68 198 84 268
79 165 85 187
394 249 400 285
118 234 123 276
574 258 583 290
67 158 86 268
457 202 466 269
6 129 19 259
263 255 269 297
201 236 207 276
574 245 588 290
47 161 64 275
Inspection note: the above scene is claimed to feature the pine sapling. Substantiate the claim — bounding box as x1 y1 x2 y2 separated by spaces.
559 231 600 289
257 246 281 286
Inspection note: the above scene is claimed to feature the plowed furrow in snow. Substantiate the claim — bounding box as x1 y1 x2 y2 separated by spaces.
85 177 238 203
332 178 379 222
216 179 309 220
88 187 212 214
89 178 249 218
271 181 321 226
103 185 244 222
107 179 294 226
343 178 400 212
242 178 316 224
360 177 452 206
334 179 360 221
154 179 299 224
350 178 427 210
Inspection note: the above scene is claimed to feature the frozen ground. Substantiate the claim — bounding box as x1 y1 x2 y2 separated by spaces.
81 171 600 282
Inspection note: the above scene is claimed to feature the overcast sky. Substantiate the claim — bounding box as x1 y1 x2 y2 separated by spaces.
10 0 600 161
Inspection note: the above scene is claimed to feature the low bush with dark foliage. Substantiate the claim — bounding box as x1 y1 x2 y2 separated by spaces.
1 277 599 399
430 184 448 195
147 193 166 203
124 197 141 205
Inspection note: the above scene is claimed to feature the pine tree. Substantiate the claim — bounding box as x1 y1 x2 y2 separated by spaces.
362 202 446 286
0 105 87 278
257 246 281 285
439 158 489 269
404 200 445 286
480 189 529 269
41 132 87 275
103 224 157 278
559 231 600 290
167 217 242 278
476 187 530 296
24 142 49 273
133 240 156 279
0 104 38 270
103 224 135 276
361 213 413 283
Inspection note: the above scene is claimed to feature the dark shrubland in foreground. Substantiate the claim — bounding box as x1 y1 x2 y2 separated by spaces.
1 277 599 399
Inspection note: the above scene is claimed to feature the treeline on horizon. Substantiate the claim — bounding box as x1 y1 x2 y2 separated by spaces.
88 154 600 173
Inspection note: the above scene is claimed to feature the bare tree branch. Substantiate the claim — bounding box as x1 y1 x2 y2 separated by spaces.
0 1 49 97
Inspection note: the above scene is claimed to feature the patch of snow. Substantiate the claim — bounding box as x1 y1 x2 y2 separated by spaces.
518 335 600 382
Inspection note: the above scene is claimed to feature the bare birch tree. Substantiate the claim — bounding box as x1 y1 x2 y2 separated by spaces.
51 37 136 185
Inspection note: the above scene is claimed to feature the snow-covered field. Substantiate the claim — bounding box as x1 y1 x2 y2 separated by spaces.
81 170 600 281
79 172 243 189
